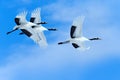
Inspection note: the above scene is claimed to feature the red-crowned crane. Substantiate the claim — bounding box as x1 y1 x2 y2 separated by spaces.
58 16 101 50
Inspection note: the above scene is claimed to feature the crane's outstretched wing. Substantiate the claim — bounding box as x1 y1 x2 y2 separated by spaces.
15 11 28 25
30 8 41 24
29 29 47 47
37 31 48 47
70 16 85 38
29 8 48 47
22 27 47 47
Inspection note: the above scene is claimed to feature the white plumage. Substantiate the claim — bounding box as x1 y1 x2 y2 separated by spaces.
7 8 57 47
29 8 48 47
58 16 101 50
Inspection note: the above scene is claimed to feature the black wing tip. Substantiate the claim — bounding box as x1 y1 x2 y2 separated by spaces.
30 17 35 22
15 18 20 25
70 25 76 38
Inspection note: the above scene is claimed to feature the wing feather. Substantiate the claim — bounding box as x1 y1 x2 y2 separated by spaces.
71 16 85 38
37 31 48 47
15 11 27 25
30 8 41 24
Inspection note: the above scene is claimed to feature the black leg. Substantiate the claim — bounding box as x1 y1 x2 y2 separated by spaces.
48 28 57 31
89 37 101 40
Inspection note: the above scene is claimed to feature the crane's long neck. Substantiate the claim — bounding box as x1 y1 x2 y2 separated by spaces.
7 27 19 35
58 40 70 45
89 37 101 41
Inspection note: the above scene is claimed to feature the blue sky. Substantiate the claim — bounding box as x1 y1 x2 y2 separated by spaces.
0 0 120 80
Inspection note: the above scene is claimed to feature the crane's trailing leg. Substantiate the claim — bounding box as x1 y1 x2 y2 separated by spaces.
36 22 47 25
89 37 101 41
48 28 57 31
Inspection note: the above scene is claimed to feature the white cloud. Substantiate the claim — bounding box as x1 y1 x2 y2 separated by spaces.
43 0 110 23
0 45 81 80
0 29 120 79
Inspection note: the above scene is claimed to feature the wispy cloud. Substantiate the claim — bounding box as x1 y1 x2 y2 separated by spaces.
0 45 84 80
43 0 110 22
0 34 120 79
